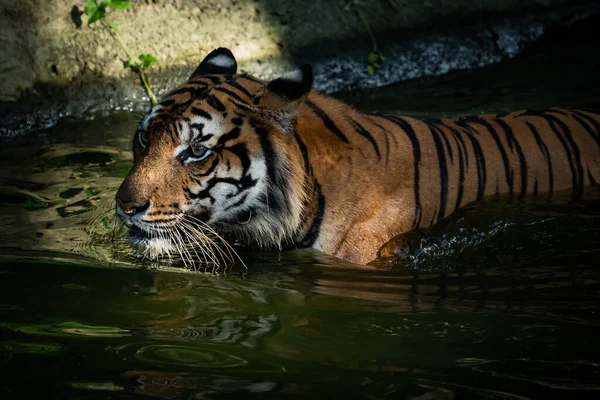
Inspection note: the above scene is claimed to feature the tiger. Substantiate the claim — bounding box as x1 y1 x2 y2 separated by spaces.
115 47 600 266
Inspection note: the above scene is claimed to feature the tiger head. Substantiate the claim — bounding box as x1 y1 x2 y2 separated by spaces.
115 48 313 260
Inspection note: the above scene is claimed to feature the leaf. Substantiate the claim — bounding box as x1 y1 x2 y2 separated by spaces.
101 0 133 10
126 56 140 69
100 217 111 230
367 52 378 65
87 8 106 24
84 0 99 17
108 20 119 32
85 0 106 25
85 188 99 197
138 54 158 69
367 65 375 76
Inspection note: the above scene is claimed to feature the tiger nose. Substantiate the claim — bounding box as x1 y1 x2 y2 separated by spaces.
115 197 150 216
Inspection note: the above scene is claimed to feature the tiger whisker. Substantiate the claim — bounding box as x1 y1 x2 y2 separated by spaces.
178 221 221 267
181 217 232 269
183 222 228 271
264 184 271 217
172 229 190 269
178 230 197 271
185 214 246 269
178 222 218 269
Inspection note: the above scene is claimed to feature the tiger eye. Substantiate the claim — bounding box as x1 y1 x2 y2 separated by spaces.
192 143 209 158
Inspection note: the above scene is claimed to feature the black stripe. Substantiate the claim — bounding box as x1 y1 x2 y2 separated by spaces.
298 180 325 248
588 168 597 186
256 127 286 213
379 115 423 227
190 107 213 120
213 87 249 104
195 133 214 142
547 108 569 116
570 112 600 153
238 74 264 85
453 121 487 200
206 95 227 112
461 117 513 196
159 99 176 107
518 110 584 195
572 110 600 136
294 131 310 177
435 121 470 210
216 127 241 146
383 130 390 166
525 121 553 198
157 98 194 118
447 129 466 211
224 193 249 211
198 75 222 84
552 114 585 196
432 121 465 212
495 118 528 199
306 100 350 144
427 124 449 222
428 121 454 163
435 119 470 167
430 206 438 226
346 116 381 159
167 85 208 98
190 174 258 203
225 79 254 99
367 116 391 166
223 143 251 176
190 156 219 178
170 120 182 144
333 228 352 255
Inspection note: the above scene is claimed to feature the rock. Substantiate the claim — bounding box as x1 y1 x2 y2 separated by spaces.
96 46 106 59
0 0 598 137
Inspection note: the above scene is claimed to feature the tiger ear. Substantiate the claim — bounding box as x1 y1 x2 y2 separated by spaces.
261 64 313 109
245 65 312 133
190 47 237 78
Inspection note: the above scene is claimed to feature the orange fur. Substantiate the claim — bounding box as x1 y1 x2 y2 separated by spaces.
116 50 600 266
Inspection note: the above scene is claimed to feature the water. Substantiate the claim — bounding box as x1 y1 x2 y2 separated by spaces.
2 17 600 399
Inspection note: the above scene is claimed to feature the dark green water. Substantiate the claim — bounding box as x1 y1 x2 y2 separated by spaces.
2 17 600 399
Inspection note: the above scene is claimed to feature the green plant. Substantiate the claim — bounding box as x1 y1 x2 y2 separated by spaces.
355 7 385 76
84 0 158 104
347 2 385 76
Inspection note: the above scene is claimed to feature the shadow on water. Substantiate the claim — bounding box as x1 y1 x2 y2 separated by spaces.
2 13 600 400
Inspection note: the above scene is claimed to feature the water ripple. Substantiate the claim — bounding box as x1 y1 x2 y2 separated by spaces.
133 344 248 368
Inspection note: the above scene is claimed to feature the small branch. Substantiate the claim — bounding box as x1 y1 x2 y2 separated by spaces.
103 18 157 105
139 69 158 104
355 7 378 53
103 18 133 59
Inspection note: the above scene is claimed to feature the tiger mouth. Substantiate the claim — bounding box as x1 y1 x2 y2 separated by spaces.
127 225 180 258
126 219 241 267
128 225 153 241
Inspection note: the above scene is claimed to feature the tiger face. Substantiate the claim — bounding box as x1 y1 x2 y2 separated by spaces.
115 48 312 260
